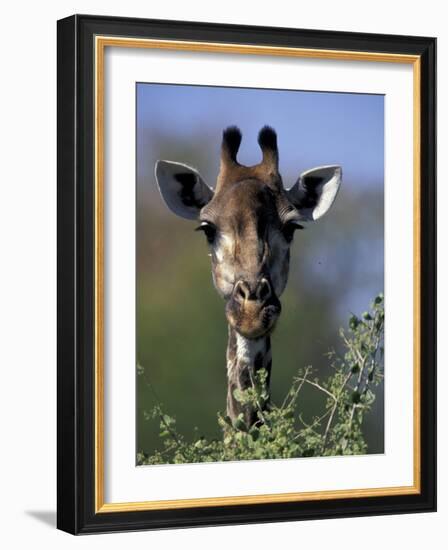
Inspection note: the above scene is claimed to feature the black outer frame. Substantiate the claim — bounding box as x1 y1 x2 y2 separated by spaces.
57 14 436 535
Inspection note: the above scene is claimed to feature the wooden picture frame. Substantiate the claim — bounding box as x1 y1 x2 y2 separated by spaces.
57 14 436 534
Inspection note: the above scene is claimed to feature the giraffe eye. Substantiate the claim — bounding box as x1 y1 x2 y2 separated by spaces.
195 221 217 244
282 221 304 243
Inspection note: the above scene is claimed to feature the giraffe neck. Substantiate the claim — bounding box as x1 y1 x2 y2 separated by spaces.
226 326 272 427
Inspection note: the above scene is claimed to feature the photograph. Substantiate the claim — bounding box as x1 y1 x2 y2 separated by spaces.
136 83 385 466
0 0 442 546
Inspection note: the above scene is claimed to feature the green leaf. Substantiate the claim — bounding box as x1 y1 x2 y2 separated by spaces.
349 315 359 330
162 414 175 426
233 413 247 432
351 391 361 404
374 293 384 305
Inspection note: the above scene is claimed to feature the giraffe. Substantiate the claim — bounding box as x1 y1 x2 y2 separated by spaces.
154 126 341 427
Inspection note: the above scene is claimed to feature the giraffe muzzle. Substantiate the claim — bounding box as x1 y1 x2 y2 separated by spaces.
225 278 281 339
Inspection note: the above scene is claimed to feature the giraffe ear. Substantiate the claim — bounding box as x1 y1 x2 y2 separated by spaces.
287 165 342 221
155 160 214 220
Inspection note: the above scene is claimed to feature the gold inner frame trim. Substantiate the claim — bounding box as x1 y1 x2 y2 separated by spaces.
94 35 421 514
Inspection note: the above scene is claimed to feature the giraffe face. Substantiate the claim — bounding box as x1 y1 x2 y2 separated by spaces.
155 126 341 339
198 179 295 338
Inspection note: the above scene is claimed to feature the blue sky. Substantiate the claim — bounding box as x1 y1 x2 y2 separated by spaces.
137 83 384 189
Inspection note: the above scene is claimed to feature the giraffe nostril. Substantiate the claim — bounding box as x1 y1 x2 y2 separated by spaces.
257 278 271 302
234 280 250 302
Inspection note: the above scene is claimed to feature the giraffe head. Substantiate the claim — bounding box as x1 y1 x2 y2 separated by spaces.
155 126 341 339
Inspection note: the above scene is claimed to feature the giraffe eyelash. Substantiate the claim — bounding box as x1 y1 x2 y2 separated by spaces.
195 221 217 244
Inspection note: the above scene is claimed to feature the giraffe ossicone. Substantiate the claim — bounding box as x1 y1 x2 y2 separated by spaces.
154 126 342 427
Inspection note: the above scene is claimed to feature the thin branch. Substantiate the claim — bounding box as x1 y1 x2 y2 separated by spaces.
343 311 384 451
296 409 332 435
139 364 185 452
294 378 337 402
322 369 353 452
157 411 183 447
282 366 312 409
341 331 365 368
248 368 267 426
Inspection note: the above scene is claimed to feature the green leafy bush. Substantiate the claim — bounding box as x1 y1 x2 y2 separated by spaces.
137 294 384 465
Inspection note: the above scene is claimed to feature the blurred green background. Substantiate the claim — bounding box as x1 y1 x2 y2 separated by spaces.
136 83 384 458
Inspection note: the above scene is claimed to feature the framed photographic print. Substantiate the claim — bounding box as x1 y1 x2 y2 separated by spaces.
57 14 436 534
